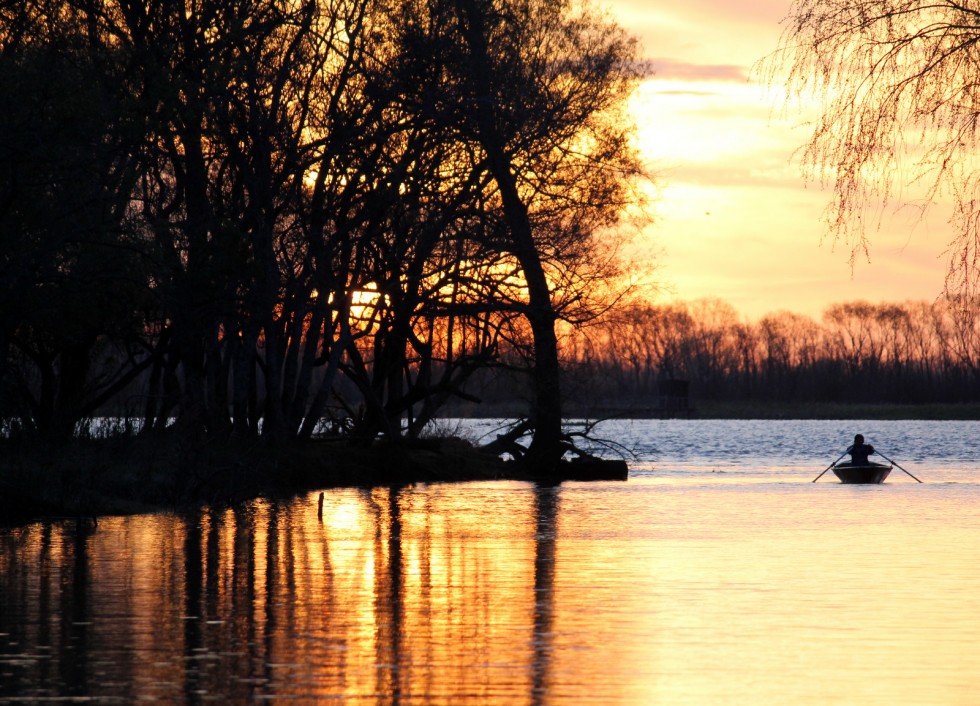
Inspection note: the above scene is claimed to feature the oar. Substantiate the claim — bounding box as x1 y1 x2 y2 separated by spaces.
812 451 848 483
876 451 923 483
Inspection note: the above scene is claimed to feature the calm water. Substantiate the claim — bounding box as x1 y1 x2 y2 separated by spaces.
2 419 980 705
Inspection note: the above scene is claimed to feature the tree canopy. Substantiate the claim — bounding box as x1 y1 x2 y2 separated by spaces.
0 0 646 465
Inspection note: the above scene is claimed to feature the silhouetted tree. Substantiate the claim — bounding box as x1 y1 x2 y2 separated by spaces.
1 0 648 459
387 0 645 466
0 10 151 440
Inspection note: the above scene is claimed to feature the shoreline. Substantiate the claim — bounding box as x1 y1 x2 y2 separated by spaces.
2 404 976 526
445 401 980 421
0 434 627 527
692 401 980 420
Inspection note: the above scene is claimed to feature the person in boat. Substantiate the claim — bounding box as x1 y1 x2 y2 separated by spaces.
846 434 876 465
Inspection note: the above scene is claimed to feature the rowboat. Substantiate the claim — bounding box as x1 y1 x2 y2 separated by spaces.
831 461 892 484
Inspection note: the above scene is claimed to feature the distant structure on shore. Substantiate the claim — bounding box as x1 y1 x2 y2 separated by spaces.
655 378 693 418
581 377 696 419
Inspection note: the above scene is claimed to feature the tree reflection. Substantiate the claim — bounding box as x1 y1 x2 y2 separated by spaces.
0 484 579 703
182 511 203 704
531 483 559 706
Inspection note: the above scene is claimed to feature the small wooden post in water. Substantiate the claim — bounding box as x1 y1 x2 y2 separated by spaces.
318 492 324 521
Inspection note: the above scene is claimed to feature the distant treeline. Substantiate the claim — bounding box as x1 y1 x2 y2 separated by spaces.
555 298 980 411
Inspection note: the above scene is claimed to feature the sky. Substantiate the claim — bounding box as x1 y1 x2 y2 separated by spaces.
609 0 954 321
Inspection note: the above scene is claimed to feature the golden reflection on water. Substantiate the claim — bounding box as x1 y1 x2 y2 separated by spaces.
3 478 980 704
0 484 554 703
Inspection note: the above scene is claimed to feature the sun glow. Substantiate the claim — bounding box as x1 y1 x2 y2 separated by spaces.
633 78 774 167
610 0 955 321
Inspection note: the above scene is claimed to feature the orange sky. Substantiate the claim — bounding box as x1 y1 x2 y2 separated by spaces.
611 0 953 321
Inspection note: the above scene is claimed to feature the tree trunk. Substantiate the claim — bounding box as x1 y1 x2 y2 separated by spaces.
454 0 563 469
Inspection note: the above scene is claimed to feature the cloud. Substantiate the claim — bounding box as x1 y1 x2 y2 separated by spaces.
654 89 720 97
647 58 748 83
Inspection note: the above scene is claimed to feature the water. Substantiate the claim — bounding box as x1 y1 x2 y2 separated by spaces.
2 419 979 705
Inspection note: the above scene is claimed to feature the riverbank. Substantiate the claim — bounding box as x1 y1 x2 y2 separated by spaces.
691 401 980 420
447 401 980 420
0 433 627 526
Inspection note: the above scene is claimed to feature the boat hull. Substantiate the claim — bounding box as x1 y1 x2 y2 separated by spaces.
832 462 892 484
